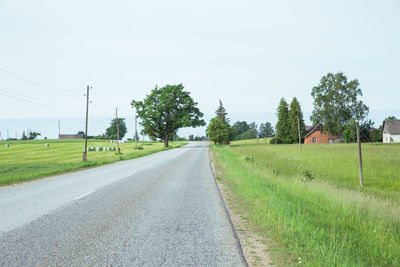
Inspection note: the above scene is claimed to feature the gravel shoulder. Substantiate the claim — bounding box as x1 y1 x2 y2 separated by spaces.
210 149 274 267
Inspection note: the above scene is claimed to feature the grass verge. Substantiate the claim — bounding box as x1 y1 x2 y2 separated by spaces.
0 140 187 186
211 143 400 266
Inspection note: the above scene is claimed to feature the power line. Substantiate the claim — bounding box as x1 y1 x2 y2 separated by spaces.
0 67 81 92
0 90 82 107
0 88 83 102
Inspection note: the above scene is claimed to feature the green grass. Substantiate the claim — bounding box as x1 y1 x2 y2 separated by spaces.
212 141 400 266
0 139 186 186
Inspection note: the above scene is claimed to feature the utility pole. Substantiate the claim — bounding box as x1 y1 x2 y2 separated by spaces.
356 121 364 186
264 126 267 144
134 112 138 148
116 107 120 153
58 119 60 138
83 85 90 161
298 118 302 152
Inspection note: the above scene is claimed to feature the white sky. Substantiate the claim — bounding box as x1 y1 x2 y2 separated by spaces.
1 0 399 131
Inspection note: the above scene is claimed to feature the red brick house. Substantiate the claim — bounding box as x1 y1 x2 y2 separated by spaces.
304 124 344 144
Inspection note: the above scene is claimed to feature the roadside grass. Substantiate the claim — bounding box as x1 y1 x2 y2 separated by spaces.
0 140 186 186
211 141 400 266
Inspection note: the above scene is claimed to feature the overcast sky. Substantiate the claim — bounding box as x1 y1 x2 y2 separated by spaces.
1 0 399 137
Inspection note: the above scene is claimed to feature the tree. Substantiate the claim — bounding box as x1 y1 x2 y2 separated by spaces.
231 121 250 140
131 84 205 147
343 119 374 143
207 118 231 144
259 122 274 138
288 97 305 143
249 122 258 139
28 131 41 140
21 131 28 140
311 72 369 136
106 118 127 140
216 100 229 125
77 131 85 138
276 98 291 143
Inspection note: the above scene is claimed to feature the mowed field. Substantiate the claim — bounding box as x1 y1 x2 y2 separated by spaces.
212 140 400 266
0 139 186 186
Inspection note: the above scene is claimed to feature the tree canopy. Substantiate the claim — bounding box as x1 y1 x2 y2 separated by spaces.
276 98 290 143
207 117 231 145
311 72 369 136
259 122 274 138
207 100 231 144
215 99 229 125
131 84 205 147
106 118 127 140
288 97 305 143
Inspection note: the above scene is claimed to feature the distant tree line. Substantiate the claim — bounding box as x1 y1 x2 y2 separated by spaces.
207 100 274 145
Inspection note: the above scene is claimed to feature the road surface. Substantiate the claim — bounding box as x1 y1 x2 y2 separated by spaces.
0 142 246 266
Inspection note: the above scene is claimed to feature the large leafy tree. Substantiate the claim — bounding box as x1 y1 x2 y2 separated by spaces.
311 72 369 136
276 98 291 143
106 118 127 140
207 117 231 145
131 84 205 147
288 97 305 143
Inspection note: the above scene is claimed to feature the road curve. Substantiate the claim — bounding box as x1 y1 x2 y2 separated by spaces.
0 142 246 266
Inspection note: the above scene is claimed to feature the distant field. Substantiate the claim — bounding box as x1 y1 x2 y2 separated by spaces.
0 139 186 186
212 141 400 266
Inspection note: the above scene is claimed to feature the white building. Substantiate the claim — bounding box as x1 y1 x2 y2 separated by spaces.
383 120 400 143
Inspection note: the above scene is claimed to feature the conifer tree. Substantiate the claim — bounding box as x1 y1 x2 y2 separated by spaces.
276 98 290 143
215 100 229 125
288 97 305 143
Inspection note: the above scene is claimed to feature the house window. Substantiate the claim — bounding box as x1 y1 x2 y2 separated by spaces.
313 138 317 143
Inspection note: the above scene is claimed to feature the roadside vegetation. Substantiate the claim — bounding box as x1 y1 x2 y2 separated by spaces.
212 141 400 266
0 139 186 186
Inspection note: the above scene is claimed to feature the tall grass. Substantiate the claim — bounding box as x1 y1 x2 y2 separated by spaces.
212 142 400 266
0 139 186 186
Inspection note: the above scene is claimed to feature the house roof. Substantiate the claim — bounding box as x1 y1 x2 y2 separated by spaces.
304 123 321 138
383 120 400 135
305 126 313 132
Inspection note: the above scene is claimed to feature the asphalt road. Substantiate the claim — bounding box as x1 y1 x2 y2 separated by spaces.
0 142 246 266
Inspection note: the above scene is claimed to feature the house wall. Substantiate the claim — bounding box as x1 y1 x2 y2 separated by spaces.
383 133 400 143
304 130 331 144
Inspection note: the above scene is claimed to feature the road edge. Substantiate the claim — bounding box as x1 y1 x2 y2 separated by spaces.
208 146 249 267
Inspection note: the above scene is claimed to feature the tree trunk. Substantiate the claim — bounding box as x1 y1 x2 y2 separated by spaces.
164 137 169 148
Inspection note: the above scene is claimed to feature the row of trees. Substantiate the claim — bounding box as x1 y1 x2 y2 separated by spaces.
275 97 305 144
207 100 274 145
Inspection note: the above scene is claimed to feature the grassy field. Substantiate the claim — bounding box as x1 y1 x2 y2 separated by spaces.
0 139 186 186
212 141 400 266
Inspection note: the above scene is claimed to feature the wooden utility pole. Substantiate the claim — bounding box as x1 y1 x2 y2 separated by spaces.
58 119 60 137
83 85 90 161
134 113 138 148
116 107 120 153
298 118 302 152
264 126 267 144
356 121 364 186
